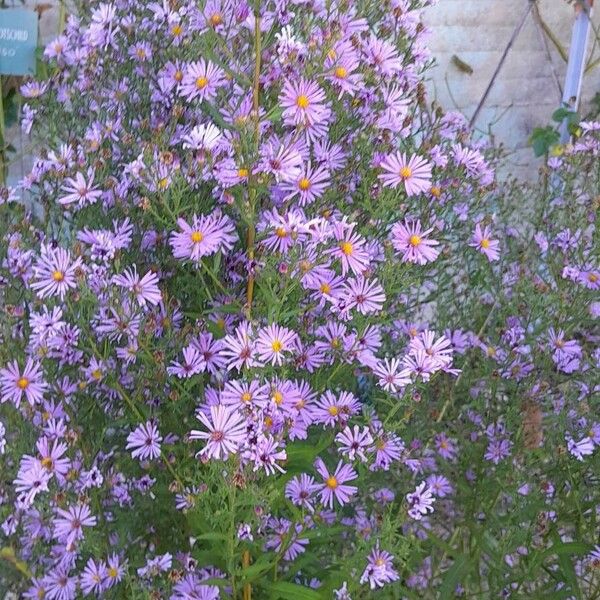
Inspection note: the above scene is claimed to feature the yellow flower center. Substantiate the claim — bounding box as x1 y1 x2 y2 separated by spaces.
241 392 252 403
264 415 273 427
375 558 385 566
17 377 29 390
237 168 249 178
320 282 331 294
275 227 288 238
486 346 496 357
271 340 283 353
326 476 338 489
409 235 421 247
91 368 102 380
108 567 118 578
480 238 491 249
430 186 441 197
340 241 353 255
296 95 310 109
41 456 53 470
331 337 341 348
589 273 598 283
334 66 347 79
174 70 183 82
190 231 204 243
196 76 208 89
210 13 223 26
158 177 169 190
272 391 283 405
328 405 339 416
298 178 311 191
171 24 183 36
52 270 65 282
399 166 412 179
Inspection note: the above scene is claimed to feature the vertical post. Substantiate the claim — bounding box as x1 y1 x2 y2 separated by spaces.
560 0 594 142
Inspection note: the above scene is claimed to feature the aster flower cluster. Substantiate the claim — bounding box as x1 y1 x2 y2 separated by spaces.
0 0 598 598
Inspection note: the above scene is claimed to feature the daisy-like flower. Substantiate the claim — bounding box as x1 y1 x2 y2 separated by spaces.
167 346 204 378
379 152 432 196
341 277 386 315
426 474 454 497
190 405 246 460
246 435 287 475
14 462 51 507
328 221 370 276
567 436 595 461
221 379 268 409
281 163 330 205
470 223 500 261
58 169 103 206
256 324 298 366
314 458 358 508
31 244 83 300
279 78 331 129
182 123 223 151
180 59 226 102
53 503 97 546
336 426 374 462
80 558 107 596
285 473 320 512
359 543 400 589
373 358 411 392
0 358 47 407
126 421 163 461
312 390 360 428
390 220 440 265
406 481 435 520
170 213 237 262
113 267 162 307
409 330 453 370
221 322 259 371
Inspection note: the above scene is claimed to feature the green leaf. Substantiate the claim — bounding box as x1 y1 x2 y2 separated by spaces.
529 126 560 157
439 554 471 598
542 541 591 559
266 581 323 600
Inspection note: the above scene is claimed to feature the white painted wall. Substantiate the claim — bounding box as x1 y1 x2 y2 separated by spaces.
423 0 600 179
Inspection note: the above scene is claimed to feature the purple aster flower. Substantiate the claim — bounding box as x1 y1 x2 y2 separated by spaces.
45 567 77 600
167 346 205 378
328 221 370 276
0 358 47 407
379 152 432 196
390 220 440 264
31 244 83 300
426 474 454 497
256 324 298 366
190 405 246 460
285 473 320 512
113 267 162 307
359 542 400 589
279 78 331 133
406 482 435 520
53 503 97 546
170 213 236 262
14 461 51 506
180 59 226 102
314 458 358 508
373 358 411 393
335 425 374 462
281 163 330 205
340 277 386 315
58 169 103 206
470 223 500 261
484 438 513 464
567 436 595 461
126 421 163 461
80 558 107 596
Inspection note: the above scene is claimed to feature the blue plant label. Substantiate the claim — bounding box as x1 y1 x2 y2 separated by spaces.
0 9 38 76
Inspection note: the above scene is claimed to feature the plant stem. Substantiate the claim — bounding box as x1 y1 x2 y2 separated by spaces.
245 2 262 317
